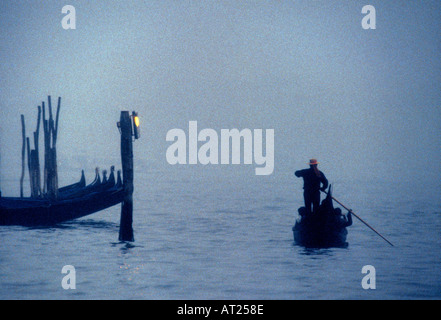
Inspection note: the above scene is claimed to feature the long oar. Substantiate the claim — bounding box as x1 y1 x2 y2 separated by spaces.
321 190 394 247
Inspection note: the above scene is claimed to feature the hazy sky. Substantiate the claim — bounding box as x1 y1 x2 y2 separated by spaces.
1 1 440 190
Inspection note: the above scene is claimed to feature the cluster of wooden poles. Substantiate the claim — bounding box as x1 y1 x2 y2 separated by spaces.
20 96 61 199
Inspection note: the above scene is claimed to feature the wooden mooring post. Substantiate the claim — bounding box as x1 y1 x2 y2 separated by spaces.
118 111 139 242
20 115 26 198
42 96 61 200
18 96 61 199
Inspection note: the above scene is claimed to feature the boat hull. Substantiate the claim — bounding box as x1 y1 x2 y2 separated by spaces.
293 185 350 248
293 216 348 248
0 188 124 226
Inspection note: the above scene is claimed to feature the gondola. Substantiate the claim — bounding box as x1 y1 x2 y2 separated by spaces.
58 167 119 200
0 167 124 226
292 185 352 248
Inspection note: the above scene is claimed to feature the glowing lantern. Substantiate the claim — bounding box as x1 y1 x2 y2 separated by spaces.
132 111 140 139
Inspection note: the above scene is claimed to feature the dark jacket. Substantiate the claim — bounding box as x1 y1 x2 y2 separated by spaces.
295 168 328 193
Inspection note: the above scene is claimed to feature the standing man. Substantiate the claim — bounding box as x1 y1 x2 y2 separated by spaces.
295 159 328 215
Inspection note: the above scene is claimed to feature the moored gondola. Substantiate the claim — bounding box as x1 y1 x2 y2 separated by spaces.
57 167 117 200
0 100 139 230
0 167 124 226
293 185 352 248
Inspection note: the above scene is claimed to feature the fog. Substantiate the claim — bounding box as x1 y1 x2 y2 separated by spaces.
1 1 440 195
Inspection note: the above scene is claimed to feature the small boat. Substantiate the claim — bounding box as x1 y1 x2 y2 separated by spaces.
0 168 124 226
293 186 352 248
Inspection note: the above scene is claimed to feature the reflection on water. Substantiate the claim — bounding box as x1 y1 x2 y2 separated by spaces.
111 241 138 254
297 247 341 257
21 219 118 231
61 219 119 230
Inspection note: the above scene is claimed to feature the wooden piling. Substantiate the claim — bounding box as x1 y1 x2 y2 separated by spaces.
20 115 26 198
42 96 61 200
26 106 42 198
118 111 134 242
33 106 42 197
26 137 37 197
17 97 61 199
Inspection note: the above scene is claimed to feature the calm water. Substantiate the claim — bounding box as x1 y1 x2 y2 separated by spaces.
1 166 440 300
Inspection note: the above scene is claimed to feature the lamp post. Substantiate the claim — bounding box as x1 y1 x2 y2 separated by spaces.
118 110 140 242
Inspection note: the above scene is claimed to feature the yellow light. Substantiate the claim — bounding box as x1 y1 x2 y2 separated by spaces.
132 111 140 140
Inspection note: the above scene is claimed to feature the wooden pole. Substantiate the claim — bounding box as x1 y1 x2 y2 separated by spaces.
53 97 61 145
26 137 34 197
34 106 42 197
118 111 134 242
41 96 60 200
20 115 26 198
42 101 48 195
47 96 56 199
51 97 61 199
321 190 394 247
29 149 39 198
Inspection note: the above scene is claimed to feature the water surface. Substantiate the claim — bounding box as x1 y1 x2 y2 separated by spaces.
1 167 440 299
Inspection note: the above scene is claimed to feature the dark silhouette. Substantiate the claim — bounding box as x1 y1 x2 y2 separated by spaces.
293 185 349 248
334 208 352 228
298 206 307 217
295 159 328 215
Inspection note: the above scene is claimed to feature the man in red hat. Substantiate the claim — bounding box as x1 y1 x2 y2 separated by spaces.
295 159 328 215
